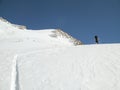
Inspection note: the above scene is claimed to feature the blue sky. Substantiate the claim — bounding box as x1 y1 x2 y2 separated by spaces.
0 0 120 44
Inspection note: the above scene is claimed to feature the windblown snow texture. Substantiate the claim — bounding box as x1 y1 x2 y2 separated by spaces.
0 18 120 90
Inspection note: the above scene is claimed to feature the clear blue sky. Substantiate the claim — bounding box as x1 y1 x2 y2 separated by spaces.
0 0 120 44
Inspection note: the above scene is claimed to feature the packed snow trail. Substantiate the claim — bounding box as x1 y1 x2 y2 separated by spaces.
10 55 20 90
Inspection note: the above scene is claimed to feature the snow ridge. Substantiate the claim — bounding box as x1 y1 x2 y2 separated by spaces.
0 17 10 24
0 17 26 30
12 24 27 30
50 29 82 45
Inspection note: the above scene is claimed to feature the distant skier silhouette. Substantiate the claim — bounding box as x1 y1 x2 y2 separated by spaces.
94 35 99 44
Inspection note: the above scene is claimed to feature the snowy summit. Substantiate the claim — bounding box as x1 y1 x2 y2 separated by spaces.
0 18 120 90
0 17 82 46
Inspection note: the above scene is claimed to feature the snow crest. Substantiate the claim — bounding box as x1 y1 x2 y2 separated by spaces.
0 17 10 24
50 29 82 45
0 17 26 30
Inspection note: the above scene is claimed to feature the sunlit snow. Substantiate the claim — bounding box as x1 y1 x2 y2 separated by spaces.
0 18 120 90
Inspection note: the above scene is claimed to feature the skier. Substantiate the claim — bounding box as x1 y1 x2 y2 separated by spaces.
94 35 99 44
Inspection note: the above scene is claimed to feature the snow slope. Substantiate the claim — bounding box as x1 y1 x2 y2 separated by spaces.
0 18 120 90
17 44 120 90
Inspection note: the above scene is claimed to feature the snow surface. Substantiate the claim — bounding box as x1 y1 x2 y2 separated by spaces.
0 18 120 90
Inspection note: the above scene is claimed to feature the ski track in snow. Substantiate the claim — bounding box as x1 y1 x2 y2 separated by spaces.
10 55 20 90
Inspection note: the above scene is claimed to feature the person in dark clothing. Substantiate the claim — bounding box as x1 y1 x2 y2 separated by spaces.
94 35 99 44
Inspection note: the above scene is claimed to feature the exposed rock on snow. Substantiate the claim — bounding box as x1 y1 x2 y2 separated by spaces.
0 17 10 23
12 24 26 30
0 17 26 30
50 29 82 45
